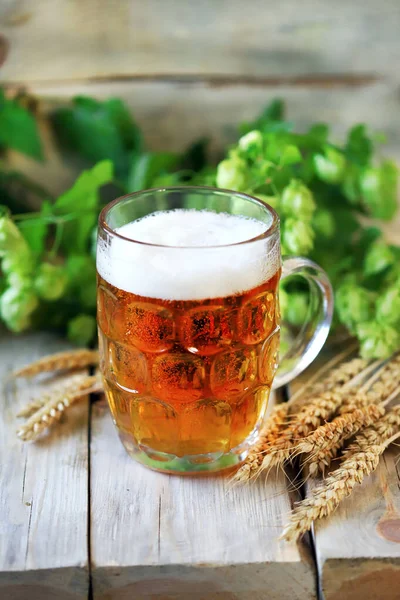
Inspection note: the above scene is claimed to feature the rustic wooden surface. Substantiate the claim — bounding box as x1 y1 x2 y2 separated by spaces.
0 333 89 600
1 0 400 82
90 395 316 600
315 447 400 600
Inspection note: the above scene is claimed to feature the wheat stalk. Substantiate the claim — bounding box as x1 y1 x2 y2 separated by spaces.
297 403 385 477
288 350 365 406
13 349 99 378
16 372 100 418
343 405 400 458
232 403 290 483
281 429 400 541
16 372 103 441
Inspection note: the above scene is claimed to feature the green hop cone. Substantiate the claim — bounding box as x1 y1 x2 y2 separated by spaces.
280 180 315 222
314 147 346 184
336 283 373 334
2 250 35 279
216 156 247 191
376 285 400 328
357 322 400 359
0 286 39 333
312 208 336 239
34 263 68 301
238 130 263 157
359 160 398 220
364 241 395 276
67 314 97 346
281 218 315 255
284 291 309 327
0 216 28 257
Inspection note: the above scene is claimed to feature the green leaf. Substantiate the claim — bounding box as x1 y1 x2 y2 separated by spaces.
280 144 302 166
126 152 179 192
364 241 395 276
52 96 141 177
54 160 113 253
180 138 209 172
18 201 52 255
345 124 372 166
0 91 43 160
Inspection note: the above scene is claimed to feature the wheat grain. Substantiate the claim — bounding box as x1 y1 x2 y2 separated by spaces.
16 372 100 418
281 430 400 541
232 403 290 483
298 404 385 477
16 373 103 441
342 405 400 458
13 349 99 378
289 353 367 406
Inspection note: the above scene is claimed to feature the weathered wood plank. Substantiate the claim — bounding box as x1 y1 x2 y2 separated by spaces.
314 447 400 600
90 395 316 600
1 0 400 82
5 79 400 206
289 355 400 600
0 333 89 600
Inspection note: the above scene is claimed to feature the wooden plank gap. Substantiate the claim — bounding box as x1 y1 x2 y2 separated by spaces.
2 72 382 89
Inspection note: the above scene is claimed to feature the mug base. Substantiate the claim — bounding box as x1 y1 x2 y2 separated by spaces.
117 428 259 475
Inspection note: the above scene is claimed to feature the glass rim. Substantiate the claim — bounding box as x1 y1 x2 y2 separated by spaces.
98 185 280 250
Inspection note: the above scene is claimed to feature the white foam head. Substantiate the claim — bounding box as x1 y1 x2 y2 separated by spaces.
97 209 280 300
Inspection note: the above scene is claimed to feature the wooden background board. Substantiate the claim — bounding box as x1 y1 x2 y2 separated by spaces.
1 0 400 82
89 395 316 600
0 334 89 600
4 79 400 205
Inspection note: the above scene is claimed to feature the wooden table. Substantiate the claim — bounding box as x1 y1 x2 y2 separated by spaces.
1 334 399 600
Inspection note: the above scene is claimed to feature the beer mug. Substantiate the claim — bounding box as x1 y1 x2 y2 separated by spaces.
97 187 333 473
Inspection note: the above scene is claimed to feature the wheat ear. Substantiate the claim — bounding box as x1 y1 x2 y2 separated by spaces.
13 349 99 378
232 403 290 483
281 430 400 541
297 403 385 477
16 372 101 418
16 373 103 441
342 405 400 458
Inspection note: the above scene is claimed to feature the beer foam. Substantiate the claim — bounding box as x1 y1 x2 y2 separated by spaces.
97 209 280 300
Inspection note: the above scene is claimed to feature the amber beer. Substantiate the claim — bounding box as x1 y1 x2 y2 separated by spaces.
98 270 280 455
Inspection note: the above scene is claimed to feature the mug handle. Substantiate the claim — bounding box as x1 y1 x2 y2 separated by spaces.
272 256 334 389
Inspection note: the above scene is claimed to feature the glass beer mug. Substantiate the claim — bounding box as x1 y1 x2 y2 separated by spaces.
97 187 333 474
